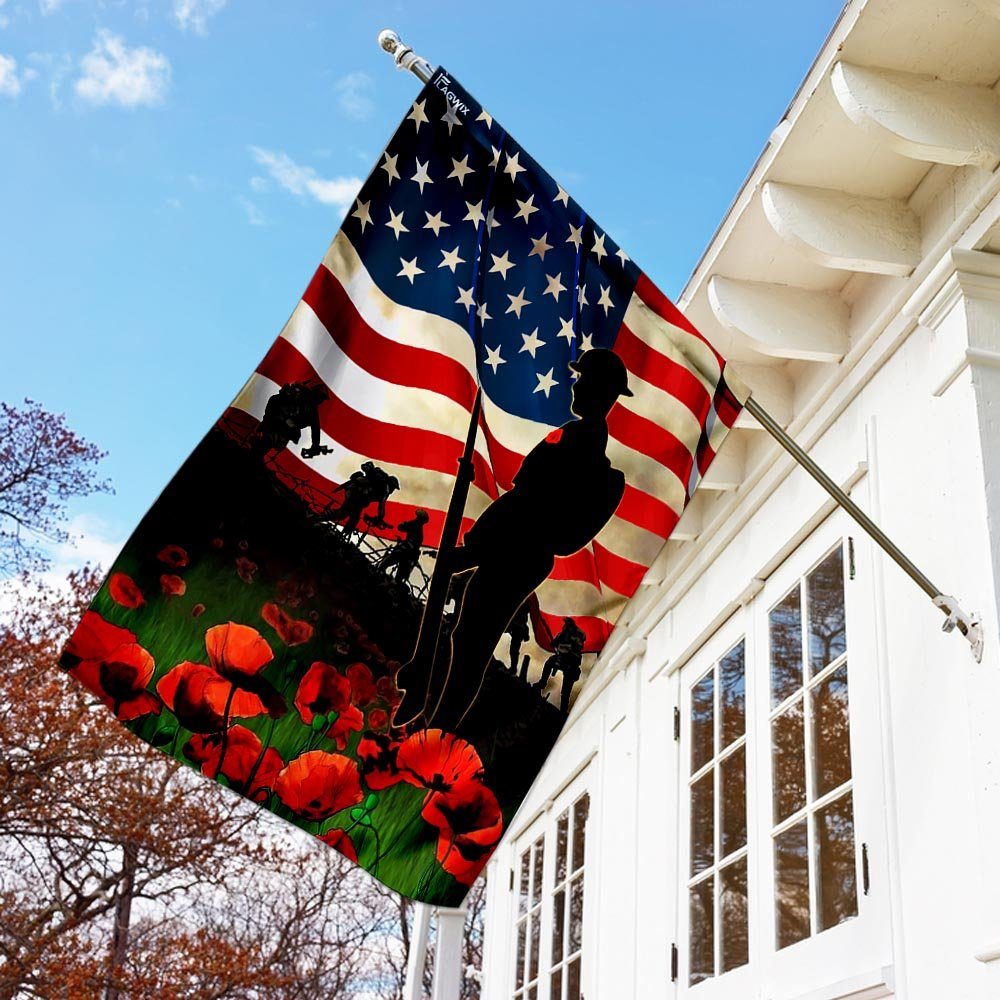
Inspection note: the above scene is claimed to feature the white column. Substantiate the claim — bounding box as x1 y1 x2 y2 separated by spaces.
432 905 469 1000
403 902 433 1000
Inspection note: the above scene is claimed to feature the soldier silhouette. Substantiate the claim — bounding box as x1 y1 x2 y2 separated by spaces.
537 617 586 715
254 382 330 460
378 509 429 585
326 461 399 535
405 348 632 729
506 601 531 674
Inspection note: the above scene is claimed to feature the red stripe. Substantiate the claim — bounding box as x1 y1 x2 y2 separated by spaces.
608 404 694 492
635 272 725 370
592 540 648 598
303 265 479 412
257 337 500 501
535 609 611 654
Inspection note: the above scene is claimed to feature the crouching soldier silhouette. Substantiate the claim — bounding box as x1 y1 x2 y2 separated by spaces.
537 617 586 714
395 348 632 729
378 509 429 586
326 461 400 535
253 382 330 460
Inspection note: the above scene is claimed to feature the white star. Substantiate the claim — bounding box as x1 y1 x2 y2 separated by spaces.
380 151 400 182
441 102 462 134
591 232 607 263
397 256 424 284
456 286 476 309
386 207 409 239
489 251 515 280
477 108 493 128
504 151 526 182
407 99 429 131
529 233 553 261
543 272 567 302
577 284 589 308
490 145 501 169
514 195 538 223
439 245 465 273
506 287 532 318
554 184 570 206
485 206 502 235
580 332 594 351
477 301 492 324
424 210 449 236
463 200 485 227
567 224 583 249
520 328 546 358
351 198 372 232
597 284 614 314
557 317 576 343
616 247 630 264
448 155 475 185
484 344 505 374
411 159 433 194
534 368 558 397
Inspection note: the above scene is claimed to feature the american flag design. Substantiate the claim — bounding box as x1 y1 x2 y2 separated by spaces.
58 67 747 905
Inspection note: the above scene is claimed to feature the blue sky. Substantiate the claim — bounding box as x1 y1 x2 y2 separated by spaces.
0 0 844 562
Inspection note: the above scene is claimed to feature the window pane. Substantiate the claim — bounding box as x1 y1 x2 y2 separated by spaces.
569 875 585 953
720 857 749 974
689 876 714 985
816 793 858 932
516 921 526 987
550 969 562 1000
721 641 746 748
567 957 581 1000
531 839 544 904
528 988 537 1000
571 794 589 873
529 911 540 981
812 662 852 797
518 852 530 916
720 747 746 858
775 820 810 950
691 771 715 876
771 700 806 824
551 888 565 964
770 585 803 707
808 547 846 674
555 811 569 884
691 672 715 772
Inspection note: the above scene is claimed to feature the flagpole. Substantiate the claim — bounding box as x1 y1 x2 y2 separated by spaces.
375 29 984 664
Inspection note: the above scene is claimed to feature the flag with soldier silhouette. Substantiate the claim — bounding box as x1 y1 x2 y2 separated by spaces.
59 67 748 905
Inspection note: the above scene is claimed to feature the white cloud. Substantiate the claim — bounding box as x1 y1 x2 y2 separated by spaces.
249 146 362 216
75 30 170 108
248 175 269 193
334 70 374 121
238 195 267 226
0 53 22 97
38 0 62 14
172 0 226 34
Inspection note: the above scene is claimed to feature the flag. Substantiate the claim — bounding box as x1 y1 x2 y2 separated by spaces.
59 66 748 905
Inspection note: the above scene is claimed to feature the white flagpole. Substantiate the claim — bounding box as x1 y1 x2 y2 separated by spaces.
373 29 984 664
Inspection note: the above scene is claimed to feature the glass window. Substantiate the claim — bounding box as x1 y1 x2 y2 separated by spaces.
769 545 857 951
687 639 750 985
551 793 589 1000
513 834 544 999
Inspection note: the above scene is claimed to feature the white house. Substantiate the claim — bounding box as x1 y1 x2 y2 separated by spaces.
471 0 1000 997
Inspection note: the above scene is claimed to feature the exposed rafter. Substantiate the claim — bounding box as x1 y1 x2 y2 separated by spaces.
761 181 921 276
832 61 1000 167
730 363 794 427
707 276 849 363
699 434 745 492
970 0 1000 19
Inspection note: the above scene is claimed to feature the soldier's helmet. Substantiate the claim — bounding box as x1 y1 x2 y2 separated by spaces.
414 509 430 522
569 348 633 398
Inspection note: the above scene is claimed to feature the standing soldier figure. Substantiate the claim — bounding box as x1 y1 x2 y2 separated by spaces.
379 509 429 586
506 602 531 675
538 617 586 715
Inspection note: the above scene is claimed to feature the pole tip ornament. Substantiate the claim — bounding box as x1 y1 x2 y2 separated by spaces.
375 28 433 84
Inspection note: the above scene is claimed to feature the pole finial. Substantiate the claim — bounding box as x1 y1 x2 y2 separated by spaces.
375 28 433 84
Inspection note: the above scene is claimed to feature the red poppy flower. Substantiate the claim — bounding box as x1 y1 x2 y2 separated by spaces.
160 574 186 597
62 610 136 665
318 828 358 862
205 622 273 679
235 556 257 584
157 661 266 733
357 734 405 790
375 675 402 708
211 537 224 549
157 544 189 569
367 708 389 732
422 780 503 841
192 603 206 618
294 661 352 726
274 750 363 821
347 662 377 707
108 572 144 609
70 641 160 721
261 603 314 646
396 730 485 793
326 703 364 750
437 828 498 885
184 724 284 799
